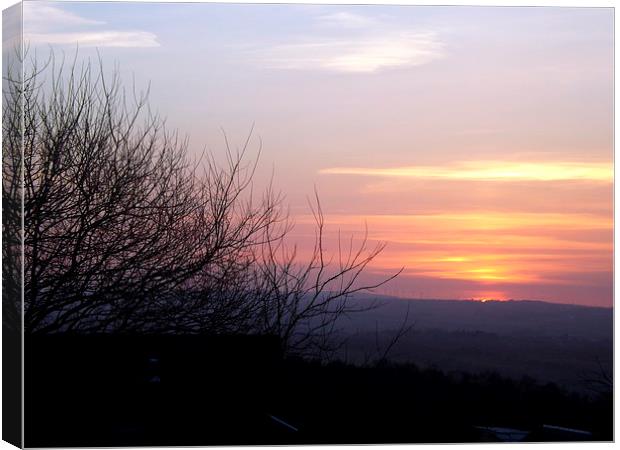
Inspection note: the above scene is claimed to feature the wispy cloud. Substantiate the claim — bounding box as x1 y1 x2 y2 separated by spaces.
248 12 444 73
317 12 379 29
252 31 443 73
27 31 159 48
24 4 104 29
320 161 613 182
23 4 160 48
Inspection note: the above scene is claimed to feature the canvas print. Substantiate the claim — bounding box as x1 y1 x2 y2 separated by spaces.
2 1 614 447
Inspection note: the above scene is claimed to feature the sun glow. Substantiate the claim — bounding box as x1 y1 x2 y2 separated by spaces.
474 291 509 302
292 209 612 290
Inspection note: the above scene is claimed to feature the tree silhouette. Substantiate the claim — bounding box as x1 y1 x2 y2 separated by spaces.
4 51 400 356
2 48 23 333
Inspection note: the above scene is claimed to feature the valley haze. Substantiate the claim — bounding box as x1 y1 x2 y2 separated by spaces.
335 294 612 393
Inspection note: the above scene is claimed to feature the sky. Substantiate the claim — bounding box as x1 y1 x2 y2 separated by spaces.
19 1 613 306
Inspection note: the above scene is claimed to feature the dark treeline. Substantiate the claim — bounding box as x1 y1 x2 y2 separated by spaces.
25 334 612 446
276 359 612 443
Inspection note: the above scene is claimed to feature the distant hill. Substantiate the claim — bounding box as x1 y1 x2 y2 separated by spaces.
332 295 613 393
340 294 612 340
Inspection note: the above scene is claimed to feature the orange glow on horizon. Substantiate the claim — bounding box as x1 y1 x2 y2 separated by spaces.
473 290 510 302
290 209 612 295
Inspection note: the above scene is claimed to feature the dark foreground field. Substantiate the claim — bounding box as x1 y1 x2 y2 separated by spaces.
25 333 612 447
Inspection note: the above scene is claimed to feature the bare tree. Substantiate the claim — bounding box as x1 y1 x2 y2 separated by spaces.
250 192 402 357
580 357 613 397
5 50 400 356
2 47 24 333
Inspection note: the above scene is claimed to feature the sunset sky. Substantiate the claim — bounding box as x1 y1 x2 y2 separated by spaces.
21 2 613 306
